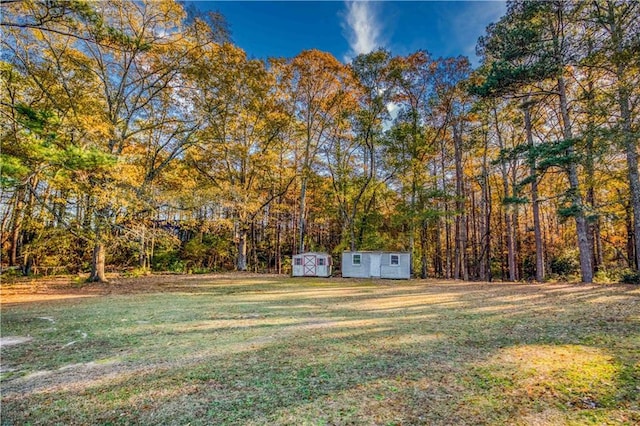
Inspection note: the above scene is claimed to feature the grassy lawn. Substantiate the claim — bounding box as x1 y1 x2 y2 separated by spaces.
1 275 639 425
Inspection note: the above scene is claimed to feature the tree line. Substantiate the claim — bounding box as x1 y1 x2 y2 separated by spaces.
1 0 638 283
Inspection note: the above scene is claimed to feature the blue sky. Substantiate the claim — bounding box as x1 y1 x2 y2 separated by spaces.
190 1 506 66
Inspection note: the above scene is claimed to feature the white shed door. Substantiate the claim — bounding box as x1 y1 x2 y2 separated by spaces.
303 255 317 276
370 254 381 277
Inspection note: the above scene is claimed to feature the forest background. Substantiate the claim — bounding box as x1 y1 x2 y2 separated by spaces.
1 0 638 284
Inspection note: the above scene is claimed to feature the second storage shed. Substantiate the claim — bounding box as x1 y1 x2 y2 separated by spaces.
341 251 410 279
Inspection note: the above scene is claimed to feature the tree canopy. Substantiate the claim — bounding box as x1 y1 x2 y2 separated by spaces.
2 0 639 283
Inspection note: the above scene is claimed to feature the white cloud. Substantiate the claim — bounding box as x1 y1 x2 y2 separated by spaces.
383 101 400 130
386 101 399 119
341 1 385 62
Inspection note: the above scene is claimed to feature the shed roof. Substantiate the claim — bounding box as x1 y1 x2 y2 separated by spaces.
343 251 410 254
293 252 331 256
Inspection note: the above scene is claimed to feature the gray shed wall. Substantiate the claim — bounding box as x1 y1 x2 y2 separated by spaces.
341 252 371 278
342 251 410 279
380 252 411 279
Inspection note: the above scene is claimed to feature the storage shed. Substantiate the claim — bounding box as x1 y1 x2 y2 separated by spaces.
292 252 332 277
341 251 411 279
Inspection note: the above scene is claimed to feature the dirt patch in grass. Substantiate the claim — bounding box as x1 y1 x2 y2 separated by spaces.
0 336 33 347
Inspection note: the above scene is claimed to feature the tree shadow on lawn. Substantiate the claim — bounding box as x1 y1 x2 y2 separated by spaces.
1 280 638 424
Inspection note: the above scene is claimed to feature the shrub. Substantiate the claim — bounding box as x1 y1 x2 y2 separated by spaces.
594 269 613 284
620 269 640 285
168 259 186 273
549 250 580 279
123 267 150 278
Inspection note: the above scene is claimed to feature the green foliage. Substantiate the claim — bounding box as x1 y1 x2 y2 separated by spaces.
619 269 640 285
25 227 86 274
472 1 560 98
151 240 183 272
532 139 579 172
557 204 582 219
356 209 388 250
108 236 140 268
14 104 60 141
57 145 116 172
182 237 209 267
549 250 580 279
502 196 528 205
491 144 528 166
472 59 559 98
123 266 150 278
0 154 30 187
593 269 614 284
0 267 23 280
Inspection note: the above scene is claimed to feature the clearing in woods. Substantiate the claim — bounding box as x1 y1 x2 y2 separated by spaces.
1 274 639 425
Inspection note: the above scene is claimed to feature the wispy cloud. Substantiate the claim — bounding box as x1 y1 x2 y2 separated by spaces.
341 1 385 62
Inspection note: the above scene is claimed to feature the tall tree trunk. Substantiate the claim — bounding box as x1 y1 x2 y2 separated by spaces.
21 177 38 276
348 212 356 252
139 226 147 269
618 73 640 270
470 189 479 279
440 142 452 279
511 164 521 281
480 124 492 282
89 204 108 282
237 224 248 271
89 242 107 282
298 176 307 254
9 190 24 267
276 211 282 274
600 0 640 271
549 2 592 282
251 221 259 273
625 198 635 267
409 172 417 277
434 219 443 278
531 174 544 282
497 204 506 280
420 220 428 279
453 122 467 280
493 107 517 281
445 205 452 279
558 74 593 283
582 45 604 273
150 220 156 270
523 104 545 282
